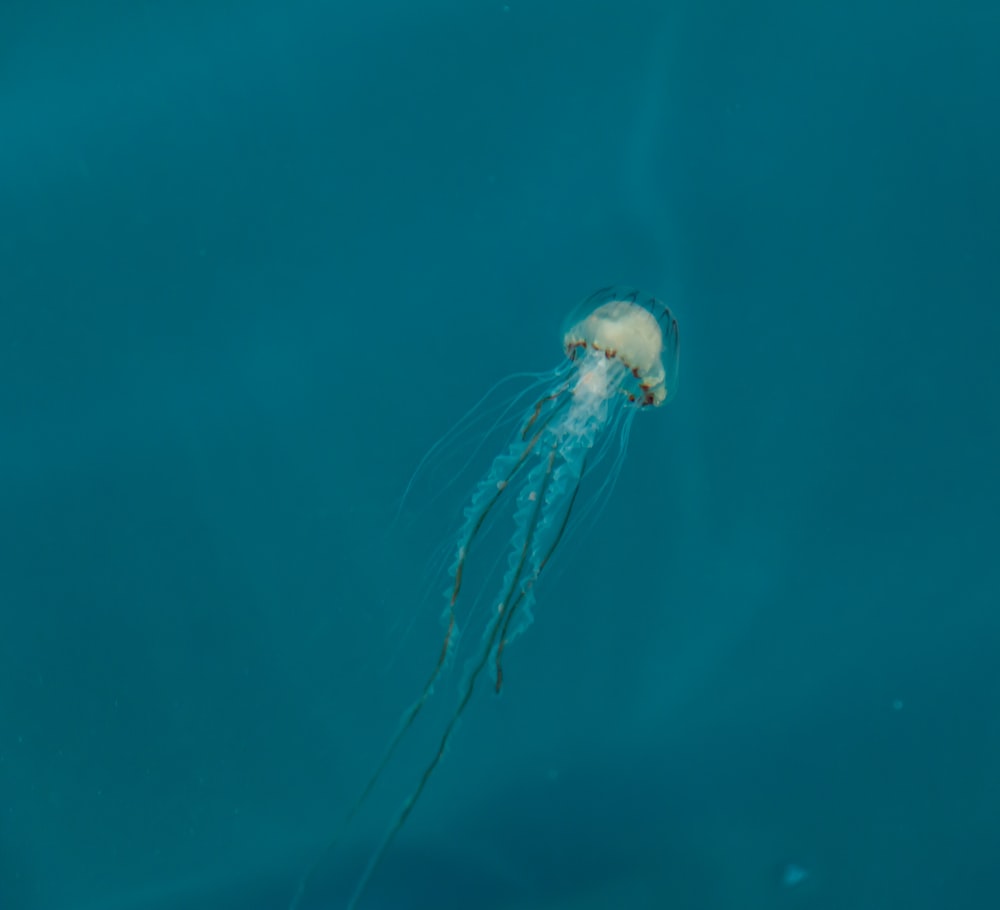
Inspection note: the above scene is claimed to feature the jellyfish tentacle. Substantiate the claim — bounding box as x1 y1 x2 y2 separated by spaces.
450 388 569 605
359 390 571 796
288 401 569 910
520 381 570 440
494 452 586 693
286 637 453 910
364 398 570 786
392 367 568 526
344 444 560 910
294 393 572 910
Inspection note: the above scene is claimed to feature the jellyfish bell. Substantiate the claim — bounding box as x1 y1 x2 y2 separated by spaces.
563 286 680 408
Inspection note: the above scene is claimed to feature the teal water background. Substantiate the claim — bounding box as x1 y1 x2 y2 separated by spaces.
2 2 998 908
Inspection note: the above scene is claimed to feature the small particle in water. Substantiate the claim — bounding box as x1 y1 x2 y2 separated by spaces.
892 699 904 711
782 863 808 887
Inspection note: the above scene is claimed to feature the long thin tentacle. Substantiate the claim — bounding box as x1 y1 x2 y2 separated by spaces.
494 454 586 694
344 445 559 910
289 397 568 910
391 368 558 525
450 390 569 603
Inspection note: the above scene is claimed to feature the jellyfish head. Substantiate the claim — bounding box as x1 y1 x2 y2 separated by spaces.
563 286 680 407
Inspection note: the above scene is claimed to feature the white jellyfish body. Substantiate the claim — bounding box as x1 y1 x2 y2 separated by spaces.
291 287 679 910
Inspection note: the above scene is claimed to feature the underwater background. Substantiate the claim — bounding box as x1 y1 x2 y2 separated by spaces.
2 1 998 908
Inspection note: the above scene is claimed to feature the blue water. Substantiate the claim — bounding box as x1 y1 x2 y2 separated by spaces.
2 2 998 908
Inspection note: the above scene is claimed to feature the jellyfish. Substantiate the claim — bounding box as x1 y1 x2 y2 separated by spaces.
291 286 679 910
